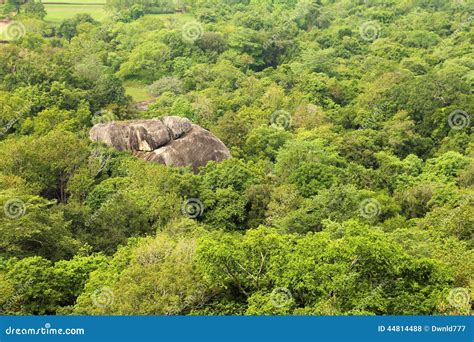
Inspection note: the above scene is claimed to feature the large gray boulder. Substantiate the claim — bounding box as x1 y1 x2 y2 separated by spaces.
90 117 231 170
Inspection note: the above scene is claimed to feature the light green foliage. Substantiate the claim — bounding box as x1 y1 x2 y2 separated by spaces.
0 0 472 316
117 42 172 82
196 224 454 315
0 130 89 201
22 0 47 19
244 126 291 162
0 191 80 260
74 222 209 315
0 254 106 314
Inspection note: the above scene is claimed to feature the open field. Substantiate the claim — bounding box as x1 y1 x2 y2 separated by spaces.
42 0 106 3
43 4 108 23
124 82 154 102
41 3 194 24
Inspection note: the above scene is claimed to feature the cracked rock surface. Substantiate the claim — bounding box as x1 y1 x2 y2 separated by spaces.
89 116 231 170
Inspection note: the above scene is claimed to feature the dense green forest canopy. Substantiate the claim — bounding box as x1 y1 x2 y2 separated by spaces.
0 0 472 315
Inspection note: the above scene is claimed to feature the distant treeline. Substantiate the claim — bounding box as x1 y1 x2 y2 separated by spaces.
106 0 185 12
105 0 251 12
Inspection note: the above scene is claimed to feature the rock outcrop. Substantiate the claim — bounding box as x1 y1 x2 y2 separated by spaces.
90 117 231 170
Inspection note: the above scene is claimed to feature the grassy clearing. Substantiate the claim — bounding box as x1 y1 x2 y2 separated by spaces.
124 82 153 102
42 5 194 25
43 4 108 23
41 0 106 3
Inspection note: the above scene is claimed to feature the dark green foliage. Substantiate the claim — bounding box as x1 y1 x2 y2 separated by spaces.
0 0 472 316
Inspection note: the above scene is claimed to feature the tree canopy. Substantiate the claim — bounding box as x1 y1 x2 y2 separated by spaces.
0 0 472 316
